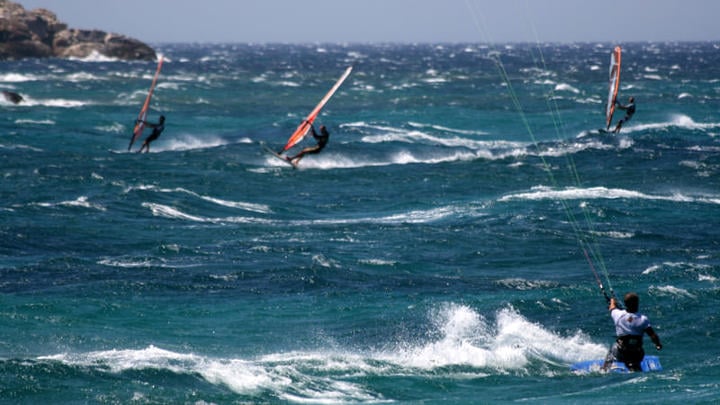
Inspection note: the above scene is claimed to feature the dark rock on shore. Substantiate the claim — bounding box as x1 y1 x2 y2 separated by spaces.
2 90 23 103
0 0 156 60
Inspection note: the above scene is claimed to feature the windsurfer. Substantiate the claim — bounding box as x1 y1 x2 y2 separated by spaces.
613 96 635 133
288 122 329 165
603 292 662 371
137 115 165 153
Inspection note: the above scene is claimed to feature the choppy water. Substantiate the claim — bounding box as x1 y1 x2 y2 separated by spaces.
1 42 719 403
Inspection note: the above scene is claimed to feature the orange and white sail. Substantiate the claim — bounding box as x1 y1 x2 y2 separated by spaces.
129 55 164 150
282 66 353 152
605 46 621 130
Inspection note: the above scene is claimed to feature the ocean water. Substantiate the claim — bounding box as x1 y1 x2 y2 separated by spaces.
1 42 719 403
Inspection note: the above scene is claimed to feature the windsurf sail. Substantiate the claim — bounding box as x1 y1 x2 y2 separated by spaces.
128 55 164 151
282 66 353 152
605 46 622 130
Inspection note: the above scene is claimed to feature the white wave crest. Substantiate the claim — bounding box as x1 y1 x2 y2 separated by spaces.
18 96 89 108
31 196 105 211
380 304 605 370
554 83 580 94
67 50 120 62
39 346 381 403
128 185 271 214
142 203 209 222
0 73 40 82
500 185 720 205
624 114 720 133
152 134 230 152
36 305 607 402
649 285 696 299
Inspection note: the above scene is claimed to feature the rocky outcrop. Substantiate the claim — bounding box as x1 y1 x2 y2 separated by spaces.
0 0 155 60
2 90 23 103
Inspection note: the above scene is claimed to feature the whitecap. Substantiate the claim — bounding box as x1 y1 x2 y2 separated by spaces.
378 304 606 371
127 184 271 214
14 119 55 125
359 258 397 266
554 83 580 94
142 203 209 222
31 196 105 211
20 97 89 108
499 185 720 205
65 72 103 82
407 121 488 136
40 346 381 402
67 50 120 62
95 122 125 133
150 134 230 152
650 285 696 298
698 274 717 282
0 73 40 82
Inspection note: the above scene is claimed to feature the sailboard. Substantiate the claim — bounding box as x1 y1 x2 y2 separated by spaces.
605 46 622 130
281 66 353 153
261 143 297 168
128 55 164 151
571 355 662 374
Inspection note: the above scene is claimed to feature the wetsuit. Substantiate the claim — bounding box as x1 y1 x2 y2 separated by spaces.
606 307 651 371
138 119 165 153
614 101 635 132
145 123 165 143
289 124 329 163
306 124 329 153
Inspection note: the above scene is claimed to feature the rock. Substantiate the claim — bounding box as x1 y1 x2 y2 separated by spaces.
53 29 156 60
0 0 155 60
2 90 23 103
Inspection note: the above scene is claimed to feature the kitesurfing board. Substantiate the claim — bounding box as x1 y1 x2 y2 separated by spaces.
570 355 662 374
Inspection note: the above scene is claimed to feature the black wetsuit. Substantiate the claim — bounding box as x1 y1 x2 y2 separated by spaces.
289 125 329 162
613 100 635 133
310 125 329 152
138 120 165 152
145 123 165 143
617 101 636 124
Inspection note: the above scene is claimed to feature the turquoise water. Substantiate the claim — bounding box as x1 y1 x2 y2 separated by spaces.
1 43 719 403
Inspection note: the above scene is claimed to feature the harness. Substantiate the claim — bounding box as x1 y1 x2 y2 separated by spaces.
617 335 643 350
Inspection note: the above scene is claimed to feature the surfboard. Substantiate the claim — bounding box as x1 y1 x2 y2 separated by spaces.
282 66 353 153
129 56 164 151
571 355 662 374
605 46 622 131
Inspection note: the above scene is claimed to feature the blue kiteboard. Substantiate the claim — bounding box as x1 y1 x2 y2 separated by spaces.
571 355 662 374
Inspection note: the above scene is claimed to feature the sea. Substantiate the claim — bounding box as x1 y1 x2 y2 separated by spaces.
1 42 719 404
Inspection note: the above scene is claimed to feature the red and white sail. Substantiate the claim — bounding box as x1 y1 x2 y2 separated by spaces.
282 66 353 152
605 46 621 130
129 55 164 150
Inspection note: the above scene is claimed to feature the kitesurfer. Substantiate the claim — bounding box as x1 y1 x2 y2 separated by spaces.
288 122 329 165
138 115 165 153
603 292 662 371
613 96 635 133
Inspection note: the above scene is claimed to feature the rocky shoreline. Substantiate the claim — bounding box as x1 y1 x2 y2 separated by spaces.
0 0 156 60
